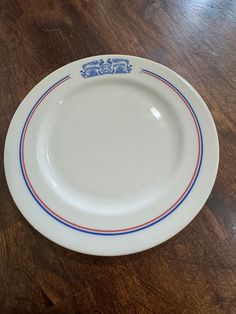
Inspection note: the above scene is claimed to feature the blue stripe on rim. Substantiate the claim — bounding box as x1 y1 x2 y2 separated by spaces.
19 70 203 236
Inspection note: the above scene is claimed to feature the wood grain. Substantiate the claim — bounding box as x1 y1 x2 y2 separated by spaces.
0 0 236 313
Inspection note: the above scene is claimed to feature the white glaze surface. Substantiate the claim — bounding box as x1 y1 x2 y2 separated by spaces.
4 55 219 255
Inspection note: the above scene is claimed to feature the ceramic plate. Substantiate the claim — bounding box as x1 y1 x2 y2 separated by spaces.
4 55 219 256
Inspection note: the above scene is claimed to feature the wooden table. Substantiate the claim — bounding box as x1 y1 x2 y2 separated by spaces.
0 0 236 313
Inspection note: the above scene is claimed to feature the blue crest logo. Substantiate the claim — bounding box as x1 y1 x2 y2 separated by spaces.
81 58 132 78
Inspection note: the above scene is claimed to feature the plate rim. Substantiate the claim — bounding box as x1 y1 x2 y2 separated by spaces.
4 54 219 255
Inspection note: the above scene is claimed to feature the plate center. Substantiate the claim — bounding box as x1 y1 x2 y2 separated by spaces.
40 78 183 212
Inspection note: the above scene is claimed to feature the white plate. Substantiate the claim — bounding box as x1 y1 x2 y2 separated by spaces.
4 55 219 256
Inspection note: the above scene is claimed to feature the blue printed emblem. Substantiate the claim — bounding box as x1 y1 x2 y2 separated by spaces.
81 58 132 78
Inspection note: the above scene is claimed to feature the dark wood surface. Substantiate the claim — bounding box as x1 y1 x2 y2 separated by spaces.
0 0 236 313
